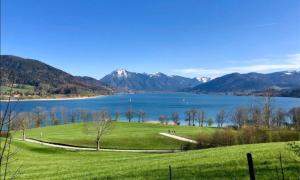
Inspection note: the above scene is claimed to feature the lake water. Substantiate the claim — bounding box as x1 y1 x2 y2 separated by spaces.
1 93 300 124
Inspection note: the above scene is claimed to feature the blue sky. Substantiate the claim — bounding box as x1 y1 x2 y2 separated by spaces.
1 0 300 78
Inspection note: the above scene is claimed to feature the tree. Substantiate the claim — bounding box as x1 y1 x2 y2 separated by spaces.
262 88 274 128
59 107 68 124
171 112 180 125
216 109 226 127
138 111 146 123
273 108 287 127
197 110 206 127
289 107 300 130
249 105 262 127
14 112 30 140
114 112 120 121
190 109 197 126
79 109 89 123
0 84 20 179
232 107 248 128
207 118 213 127
126 108 134 122
185 110 192 126
69 109 79 123
32 107 46 128
159 115 168 125
85 110 112 151
50 108 58 125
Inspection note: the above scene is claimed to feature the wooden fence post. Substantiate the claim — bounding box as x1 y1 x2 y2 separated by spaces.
247 153 255 180
279 153 284 180
169 165 172 180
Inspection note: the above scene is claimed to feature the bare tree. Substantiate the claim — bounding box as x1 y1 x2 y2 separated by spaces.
50 108 58 125
185 110 192 126
32 107 46 128
125 108 134 122
190 109 197 126
14 112 30 140
159 115 168 125
262 89 274 128
249 105 262 127
171 112 180 125
289 107 300 130
85 110 112 151
216 109 226 127
79 109 89 123
137 110 146 123
0 83 21 179
59 107 68 124
114 111 120 121
232 107 249 128
69 109 78 123
273 108 287 127
197 110 206 127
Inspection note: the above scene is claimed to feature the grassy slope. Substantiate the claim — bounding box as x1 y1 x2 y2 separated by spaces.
8 140 300 179
15 122 215 149
0 85 34 94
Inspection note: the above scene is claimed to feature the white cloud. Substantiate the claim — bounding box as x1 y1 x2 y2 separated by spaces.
175 54 300 78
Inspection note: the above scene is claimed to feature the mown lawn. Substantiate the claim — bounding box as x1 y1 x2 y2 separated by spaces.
6 140 300 179
14 122 215 149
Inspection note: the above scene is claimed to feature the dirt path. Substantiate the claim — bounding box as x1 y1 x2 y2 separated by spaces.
159 133 198 144
22 138 182 153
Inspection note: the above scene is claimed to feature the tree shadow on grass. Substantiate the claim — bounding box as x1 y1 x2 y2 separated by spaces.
27 147 65 154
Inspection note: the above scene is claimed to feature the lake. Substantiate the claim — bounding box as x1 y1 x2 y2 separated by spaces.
1 92 299 124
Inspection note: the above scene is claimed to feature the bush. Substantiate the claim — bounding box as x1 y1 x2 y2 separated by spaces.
182 143 198 151
211 129 237 147
196 133 212 149
254 128 272 143
238 126 257 144
195 127 299 150
277 130 299 141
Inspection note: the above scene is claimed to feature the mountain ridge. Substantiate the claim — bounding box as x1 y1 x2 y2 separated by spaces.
190 71 300 93
100 69 208 91
0 55 113 97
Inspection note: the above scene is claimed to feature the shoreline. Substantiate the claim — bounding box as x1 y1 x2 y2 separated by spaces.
0 95 105 102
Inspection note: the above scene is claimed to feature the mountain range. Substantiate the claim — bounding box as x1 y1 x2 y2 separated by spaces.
1 55 300 97
190 71 300 93
100 69 209 91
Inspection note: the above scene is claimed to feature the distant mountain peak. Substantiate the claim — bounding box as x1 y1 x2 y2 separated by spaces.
114 68 129 78
196 77 211 83
149 72 165 77
283 70 299 75
101 70 202 91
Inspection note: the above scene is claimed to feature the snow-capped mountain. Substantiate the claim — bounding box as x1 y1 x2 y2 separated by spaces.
100 69 205 91
196 77 212 83
191 70 300 93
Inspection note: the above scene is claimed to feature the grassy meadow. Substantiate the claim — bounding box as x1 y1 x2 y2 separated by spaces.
6 140 300 179
8 122 299 179
15 122 215 149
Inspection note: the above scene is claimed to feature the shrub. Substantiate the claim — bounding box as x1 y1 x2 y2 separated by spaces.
182 143 198 151
277 130 299 141
238 126 257 144
254 128 271 143
196 133 212 149
287 142 300 157
195 127 299 150
211 129 237 147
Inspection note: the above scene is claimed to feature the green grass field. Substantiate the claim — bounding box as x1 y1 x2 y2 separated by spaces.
15 122 214 149
7 140 300 179
9 122 300 179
